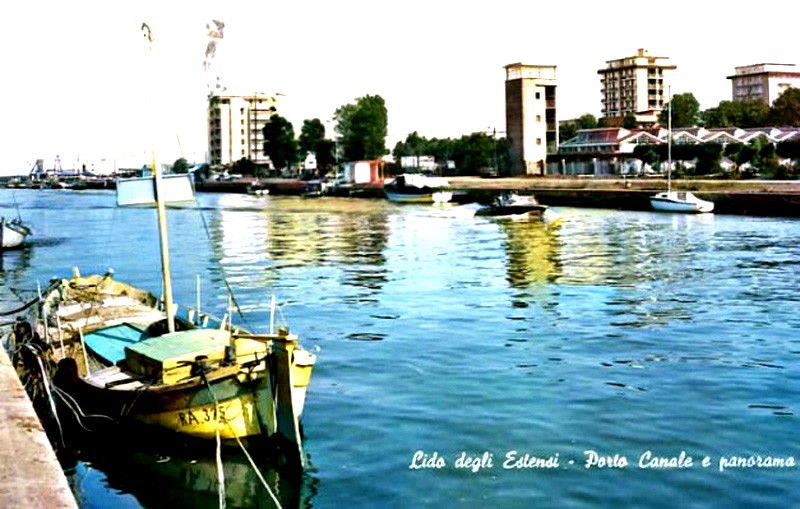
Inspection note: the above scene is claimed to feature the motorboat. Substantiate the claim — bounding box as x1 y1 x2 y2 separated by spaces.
475 192 549 218
1 217 31 250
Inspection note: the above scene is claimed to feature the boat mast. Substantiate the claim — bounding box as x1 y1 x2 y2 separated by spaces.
143 22 176 334
667 85 672 194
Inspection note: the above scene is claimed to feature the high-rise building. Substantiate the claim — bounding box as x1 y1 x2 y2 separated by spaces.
207 93 279 167
504 63 558 176
727 63 800 105
598 49 675 125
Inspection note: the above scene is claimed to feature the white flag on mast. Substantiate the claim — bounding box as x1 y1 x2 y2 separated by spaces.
116 174 195 207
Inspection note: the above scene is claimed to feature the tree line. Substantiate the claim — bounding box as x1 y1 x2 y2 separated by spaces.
560 88 800 142
189 86 800 179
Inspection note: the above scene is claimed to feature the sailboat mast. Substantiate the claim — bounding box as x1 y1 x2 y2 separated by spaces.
667 85 672 194
143 22 176 334
153 155 177 333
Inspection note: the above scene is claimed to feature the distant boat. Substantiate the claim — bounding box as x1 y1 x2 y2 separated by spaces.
0 217 31 250
1 184 32 250
475 192 548 217
247 181 270 196
475 192 562 224
383 173 452 203
650 190 714 213
650 87 714 214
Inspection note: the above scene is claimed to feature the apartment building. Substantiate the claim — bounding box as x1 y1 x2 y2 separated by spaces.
598 48 676 126
727 63 800 105
207 93 279 167
504 63 558 176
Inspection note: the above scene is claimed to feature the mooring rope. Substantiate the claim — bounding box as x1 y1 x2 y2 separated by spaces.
34 352 65 448
0 294 42 316
200 371 283 509
52 387 116 432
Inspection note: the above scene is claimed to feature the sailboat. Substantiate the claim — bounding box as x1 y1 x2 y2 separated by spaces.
650 88 714 214
14 23 316 468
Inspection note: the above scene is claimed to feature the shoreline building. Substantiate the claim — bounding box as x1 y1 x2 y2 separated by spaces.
504 63 558 176
207 93 279 167
727 63 800 105
598 48 675 126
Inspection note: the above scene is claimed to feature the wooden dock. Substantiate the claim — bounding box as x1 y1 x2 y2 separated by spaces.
0 287 77 508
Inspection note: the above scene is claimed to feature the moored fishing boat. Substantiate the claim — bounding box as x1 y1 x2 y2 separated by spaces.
8 22 316 469
16 180 316 468
31 269 315 452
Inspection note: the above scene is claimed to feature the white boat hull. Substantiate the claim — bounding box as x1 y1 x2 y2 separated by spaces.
1 218 30 249
384 189 453 203
650 192 714 213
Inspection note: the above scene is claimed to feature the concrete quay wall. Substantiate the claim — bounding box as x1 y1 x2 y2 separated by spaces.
447 177 800 217
0 288 77 508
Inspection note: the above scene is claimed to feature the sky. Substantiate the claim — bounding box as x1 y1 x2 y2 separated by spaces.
2 0 798 175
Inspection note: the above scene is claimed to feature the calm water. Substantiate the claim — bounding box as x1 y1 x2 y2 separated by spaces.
1 188 798 508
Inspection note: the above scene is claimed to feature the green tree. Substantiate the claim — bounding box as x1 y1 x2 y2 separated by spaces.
298 118 336 171
315 139 337 172
770 88 800 127
298 119 326 154
559 113 597 143
632 144 660 172
622 112 638 129
695 143 724 175
704 99 770 128
334 95 388 161
171 157 190 174
231 157 257 177
451 132 496 175
660 92 700 128
263 114 298 170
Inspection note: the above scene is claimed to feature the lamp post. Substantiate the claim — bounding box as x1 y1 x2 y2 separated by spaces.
487 127 506 176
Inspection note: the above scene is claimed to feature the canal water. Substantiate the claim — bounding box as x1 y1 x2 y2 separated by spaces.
1 188 798 508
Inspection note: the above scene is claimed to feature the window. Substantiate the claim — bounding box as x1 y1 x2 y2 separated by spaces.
535 92 541 100
536 138 542 145
536 115 541 122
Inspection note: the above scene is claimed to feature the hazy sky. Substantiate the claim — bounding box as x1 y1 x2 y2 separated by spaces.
3 0 798 174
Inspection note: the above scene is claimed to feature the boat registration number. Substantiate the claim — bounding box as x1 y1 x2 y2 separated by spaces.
177 405 227 426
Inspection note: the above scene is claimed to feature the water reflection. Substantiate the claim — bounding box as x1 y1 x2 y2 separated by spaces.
210 196 391 293
556 210 716 287
495 218 562 288
0 245 32 283
64 434 317 509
